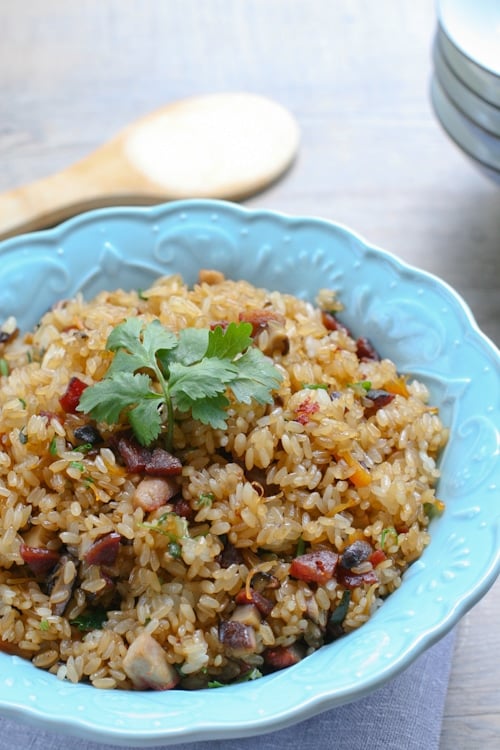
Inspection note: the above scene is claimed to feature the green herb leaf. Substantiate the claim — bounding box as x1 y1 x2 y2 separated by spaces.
167 328 209 366
205 321 253 360
329 590 351 626
79 317 282 448
79 371 159 424
169 358 237 405
190 393 231 429
229 347 282 405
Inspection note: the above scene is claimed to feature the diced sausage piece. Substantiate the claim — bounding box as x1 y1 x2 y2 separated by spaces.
59 377 88 413
20 543 60 576
289 550 339 584
336 567 378 589
369 549 387 567
146 448 183 476
84 532 121 566
123 632 180 691
321 311 350 335
264 644 305 670
115 434 182 477
133 477 178 511
356 337 380 361
219 620 257 656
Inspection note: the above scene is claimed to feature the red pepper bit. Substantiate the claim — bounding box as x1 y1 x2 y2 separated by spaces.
59 376 88 413
295 395 320 425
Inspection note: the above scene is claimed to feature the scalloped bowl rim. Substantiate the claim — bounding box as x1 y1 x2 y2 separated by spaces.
0 200 498 746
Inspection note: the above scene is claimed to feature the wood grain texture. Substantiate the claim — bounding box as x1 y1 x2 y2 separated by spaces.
0 1 498 747
0 93 300 239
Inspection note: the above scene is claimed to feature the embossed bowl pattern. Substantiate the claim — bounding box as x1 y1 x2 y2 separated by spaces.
0 200 498 746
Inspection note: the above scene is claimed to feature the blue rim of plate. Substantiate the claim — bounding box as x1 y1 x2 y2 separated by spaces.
0 200 498 746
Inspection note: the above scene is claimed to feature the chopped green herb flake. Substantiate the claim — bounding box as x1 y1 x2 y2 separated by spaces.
49 437 58 456
168 541 182 558
295 536 306 556
197 492 214 508
423 501 444 520
235 667 262 683
207 680 226 688
19 429 27 445
0 358 9 376
39 619 50 631
69 461 84 472
329 590 351 626
72 442 93 454
380 526 398 550
70 607 107 632
347 380 372 392
140 512 188 541
301 383 328 391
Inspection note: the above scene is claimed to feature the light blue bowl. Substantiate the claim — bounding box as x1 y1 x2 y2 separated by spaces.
0 200 498 746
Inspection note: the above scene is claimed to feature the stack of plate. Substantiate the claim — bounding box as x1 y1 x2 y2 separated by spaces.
431 0 500 185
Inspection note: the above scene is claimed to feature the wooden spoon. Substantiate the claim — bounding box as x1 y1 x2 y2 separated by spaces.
0 93 299 241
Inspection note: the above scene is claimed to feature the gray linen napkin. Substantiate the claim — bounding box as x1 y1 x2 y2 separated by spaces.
0 630 455 750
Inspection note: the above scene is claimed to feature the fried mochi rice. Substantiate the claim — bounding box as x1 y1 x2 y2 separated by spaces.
0 271 448 690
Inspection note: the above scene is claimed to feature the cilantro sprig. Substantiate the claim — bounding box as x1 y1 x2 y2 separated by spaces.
78 318 282 448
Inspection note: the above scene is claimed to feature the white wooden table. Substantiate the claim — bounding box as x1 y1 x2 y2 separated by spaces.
0 2 498 747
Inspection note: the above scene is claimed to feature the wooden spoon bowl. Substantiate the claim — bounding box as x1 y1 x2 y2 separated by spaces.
0 93 299 241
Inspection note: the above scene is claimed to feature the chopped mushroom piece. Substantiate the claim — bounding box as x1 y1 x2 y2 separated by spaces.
133 476 179 511
229 603 262 629
235 588 274 617
219 620 257 657
47 555 78 615
340 540 373 569
123 632 180 691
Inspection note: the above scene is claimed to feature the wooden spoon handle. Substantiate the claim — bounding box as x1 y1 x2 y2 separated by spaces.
0 150 163 241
